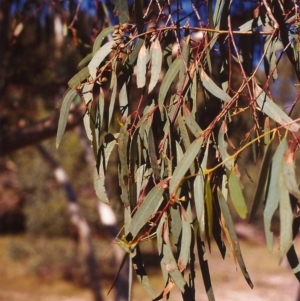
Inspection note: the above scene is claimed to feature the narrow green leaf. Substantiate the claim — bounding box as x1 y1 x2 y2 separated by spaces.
78 53 93 68
178 203 192 272
249 136 274 222
111 0 129 23
88 41 115 79
159 215 187 293
118 124 130 207
108 71 117 129
205 178 213 238
179 37 190 81
56 88 78 148
183 105 202 138
131 246 156 299
282 148 300 200
255 84 300 132
196 228 215 301
158 57 181 111
217 189 254 288
119 81 129 117
170 204 182 246
264 137 288 252
228 168 248 219
68 67 90 88
238 16 268 32
148 128 160 182
136 43 149 88
218 121 234 169
279 172 293 257
92 26 114 55
127 185 165 240
82 82 93 141
169 137 203 194
149 39 162 93
200 68 231 102
94 135 118 203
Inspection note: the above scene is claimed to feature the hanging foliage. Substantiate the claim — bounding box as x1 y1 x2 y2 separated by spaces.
57 0 300 300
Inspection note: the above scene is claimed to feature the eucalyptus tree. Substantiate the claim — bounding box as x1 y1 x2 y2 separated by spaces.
57 0 300 300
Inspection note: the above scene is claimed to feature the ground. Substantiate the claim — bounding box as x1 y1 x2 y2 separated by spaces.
0 235 299 301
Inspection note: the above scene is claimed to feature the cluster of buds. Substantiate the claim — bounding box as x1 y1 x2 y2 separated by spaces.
112 22 132 50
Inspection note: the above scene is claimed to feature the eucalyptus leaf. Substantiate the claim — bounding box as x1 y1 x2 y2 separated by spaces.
56 88 78 148
149 39 162 93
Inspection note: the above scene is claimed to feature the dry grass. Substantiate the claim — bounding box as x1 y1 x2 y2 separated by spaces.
0 235 299 301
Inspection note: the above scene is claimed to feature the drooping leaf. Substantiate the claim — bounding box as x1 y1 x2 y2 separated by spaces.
136 43 149 88
200 69 231 102
196 228 215 301
126 184 165 240
68 67 90 88
249 136 274 222
56 88 78 148
94 134 118 203
88 41 115 79
279 172 293 257
264 137 288 252
217 188 254 288
158 214 187 293
149 39 162 93
148 128 160 182
178 203 192 272
92 26 114 55
78 53 93 68
255 84 299 132
218 121 234 169
158 57 181 111
205 177 213 238
169 137 203 195
282 148 300 200
228 167 248 219
131 246 156 299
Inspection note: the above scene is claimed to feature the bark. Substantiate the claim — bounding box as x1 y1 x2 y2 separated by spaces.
0 105 85 156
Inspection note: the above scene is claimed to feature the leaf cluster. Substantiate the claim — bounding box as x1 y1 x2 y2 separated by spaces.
57 0 300 299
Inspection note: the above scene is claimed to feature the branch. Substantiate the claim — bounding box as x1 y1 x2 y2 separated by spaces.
0 105 85 156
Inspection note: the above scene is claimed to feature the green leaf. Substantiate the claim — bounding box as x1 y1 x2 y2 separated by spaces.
249 136 274 222
169 137 203 195
178 203 192 272
158 57 181 111
158 214 187 293
92 26 114 55
282 148 300 200
111 0 129 23
228 168 248 219
149 39 162 93
196 228 215 301
200 68 231 102
238 16 268 32
118 124 130 207
126 184 165 240
78 53 93 67
68 67 90 88
94 134 118 203
148 128 160 182
217 189 254 288
119 81 129 117
264 137 288 252
56 88 78 148
183 105 202 138
205 177 213 238
108 70 117 129
136 43 149 88
279 172 293 257
88 41 115 79
255 84 299 132
131 246 156 299
218 121 234 169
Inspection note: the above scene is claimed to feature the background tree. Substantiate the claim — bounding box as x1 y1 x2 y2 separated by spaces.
57 0 300 300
